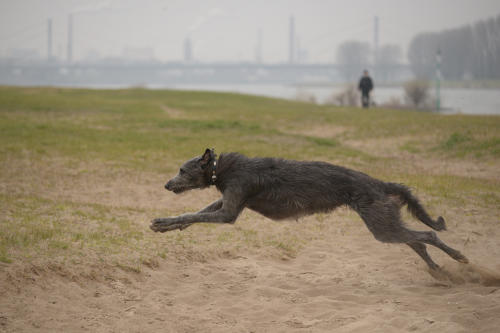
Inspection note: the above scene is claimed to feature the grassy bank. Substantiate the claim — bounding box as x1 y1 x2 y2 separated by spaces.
0 86 499 273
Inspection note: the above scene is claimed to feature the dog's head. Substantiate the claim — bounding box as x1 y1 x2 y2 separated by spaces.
165 148 216 194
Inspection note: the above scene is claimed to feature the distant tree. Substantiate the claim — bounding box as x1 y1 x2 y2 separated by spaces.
377 44 402 66
336 41 371 81
375 44 402 81
471 16 500 79
440 26 473 80
407 32 439 79
408 14 500 80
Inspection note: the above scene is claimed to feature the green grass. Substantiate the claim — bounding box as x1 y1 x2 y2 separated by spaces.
436 131 500 157
1 86 498 164
0 86 499 269
0 193 146 261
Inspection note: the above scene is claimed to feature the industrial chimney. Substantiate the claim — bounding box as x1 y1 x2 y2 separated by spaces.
289 16 295 64
373 16 379 65
67 14 73 63
184 37 192 62
47 18 52 62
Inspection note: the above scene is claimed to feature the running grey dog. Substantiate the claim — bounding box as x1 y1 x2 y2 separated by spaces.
151 149 468 270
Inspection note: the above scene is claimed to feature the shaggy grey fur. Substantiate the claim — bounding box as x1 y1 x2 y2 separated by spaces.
151 149 468 270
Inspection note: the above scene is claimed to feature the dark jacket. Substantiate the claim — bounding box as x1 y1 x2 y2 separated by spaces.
358 76 373 94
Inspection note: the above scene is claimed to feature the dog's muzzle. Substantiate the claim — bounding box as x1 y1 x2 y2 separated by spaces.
165 181 186 194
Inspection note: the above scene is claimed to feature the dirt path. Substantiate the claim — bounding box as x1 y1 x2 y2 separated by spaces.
2 226 500 333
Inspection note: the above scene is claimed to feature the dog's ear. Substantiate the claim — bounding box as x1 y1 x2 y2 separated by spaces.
199 148 212 168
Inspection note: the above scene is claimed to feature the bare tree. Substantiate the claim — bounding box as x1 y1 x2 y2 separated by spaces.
408 14 500 80
408 32 439 79
325 85 360 107
404 80 430 108
336 41 371 81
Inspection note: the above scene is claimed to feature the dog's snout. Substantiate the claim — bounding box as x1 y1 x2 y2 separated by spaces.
165 181 171 190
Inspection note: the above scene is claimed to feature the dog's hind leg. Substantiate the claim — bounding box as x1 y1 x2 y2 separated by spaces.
357 200 468 267
407 242 439 270
385 182 446 231
412 230 468 264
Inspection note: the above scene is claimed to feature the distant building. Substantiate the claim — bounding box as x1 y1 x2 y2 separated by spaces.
297 48 308 63
122 47 155 62
184 37 193 62
7 48 41 61
84 49 101 62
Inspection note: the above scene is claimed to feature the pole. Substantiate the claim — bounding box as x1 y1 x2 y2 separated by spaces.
67 14 73 63
435 48 441 111
289 16 295 64
374 16 379 66
47 18 52 62
256 29 262 63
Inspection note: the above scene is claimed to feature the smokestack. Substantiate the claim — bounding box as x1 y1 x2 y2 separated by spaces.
296 35 300 63
184 37 192 62
373 16 379 65
47 18 52 62
289 16 295 64
67 14 73 63
255 29 262 63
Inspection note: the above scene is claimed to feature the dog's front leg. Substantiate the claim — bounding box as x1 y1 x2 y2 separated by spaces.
150 210 239 232
150 215 194 232
197 199 223 213
150 193 244 232
151 199 224 232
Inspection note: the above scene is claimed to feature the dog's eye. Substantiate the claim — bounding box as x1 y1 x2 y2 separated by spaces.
179 169 186 175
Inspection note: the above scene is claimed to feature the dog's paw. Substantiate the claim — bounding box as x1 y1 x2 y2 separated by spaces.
151 218 164 225
435 216 447 231
159 224 183 232
150 219 166 232
150 219 187 233
152 223 184 233
456 253 469 264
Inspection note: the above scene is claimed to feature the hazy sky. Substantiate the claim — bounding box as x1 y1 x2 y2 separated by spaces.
1 0 499 63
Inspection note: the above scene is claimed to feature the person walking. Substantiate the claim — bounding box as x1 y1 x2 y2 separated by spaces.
358 70 374 108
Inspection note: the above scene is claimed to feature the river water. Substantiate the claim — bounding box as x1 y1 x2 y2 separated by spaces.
162 84 500 115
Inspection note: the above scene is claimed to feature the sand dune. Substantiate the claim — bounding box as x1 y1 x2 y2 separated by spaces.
2 217 500 332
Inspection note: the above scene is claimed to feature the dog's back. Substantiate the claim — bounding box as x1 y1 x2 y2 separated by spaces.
215 152 385 220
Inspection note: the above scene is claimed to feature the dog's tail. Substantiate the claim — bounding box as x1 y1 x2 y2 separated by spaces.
385 182 447 231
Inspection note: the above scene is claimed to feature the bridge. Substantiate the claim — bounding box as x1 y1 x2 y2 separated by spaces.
0 62 411 86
